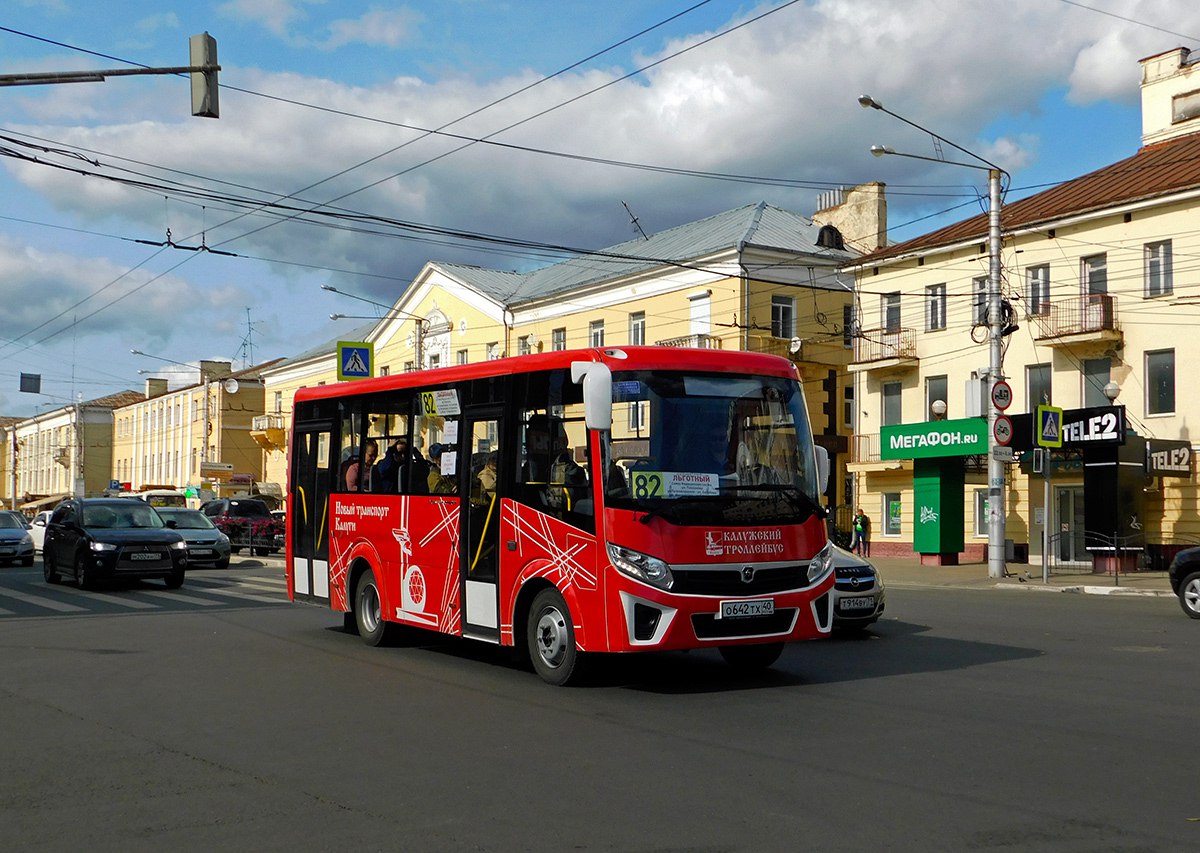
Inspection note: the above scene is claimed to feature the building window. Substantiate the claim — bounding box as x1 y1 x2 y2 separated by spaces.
689 293 711 336
403 361 414 373
883 492 902 536
843 303 855 348
1082 253 1107 295
882 293 901 333
771 295 795 338
973 276 988 324
589 320 604 347
552 328 566 351
379 365 390 377
428 353 440 369
629 312 646 346
1145 240 1173 297
273 391 282 414
486 343 499 361
1027 364 1052 412
926 283 946 331
1146 349 1175 415
456 349 469 365
517 336 531 356
974 489 988 537
1027 265 1050 315
926 375 948 420
1082 358 1111 408
882 381 902 426
844 382 855 430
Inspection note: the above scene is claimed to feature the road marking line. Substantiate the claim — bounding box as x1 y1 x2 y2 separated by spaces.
0 587 87 612
51 587 159 609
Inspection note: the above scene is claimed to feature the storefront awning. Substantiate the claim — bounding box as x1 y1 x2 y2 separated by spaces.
19 493 69 512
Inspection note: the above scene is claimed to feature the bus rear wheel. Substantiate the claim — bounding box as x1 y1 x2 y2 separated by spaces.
719 642 784 671
354 569 396 647
527 588 582 686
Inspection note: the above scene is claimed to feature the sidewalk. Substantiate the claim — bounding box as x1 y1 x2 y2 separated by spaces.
867 554 1175 598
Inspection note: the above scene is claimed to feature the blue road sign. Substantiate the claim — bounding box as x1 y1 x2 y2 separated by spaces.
337 341 373 381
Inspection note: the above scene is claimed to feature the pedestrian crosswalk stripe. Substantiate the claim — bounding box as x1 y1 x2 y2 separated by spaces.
55 587 159 609
137 589 223 606
0 587 87 613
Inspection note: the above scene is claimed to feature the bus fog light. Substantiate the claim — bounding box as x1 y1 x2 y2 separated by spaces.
607 543 673 590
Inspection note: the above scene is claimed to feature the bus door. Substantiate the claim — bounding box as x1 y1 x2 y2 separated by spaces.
460 407 503 641
291 424 333 602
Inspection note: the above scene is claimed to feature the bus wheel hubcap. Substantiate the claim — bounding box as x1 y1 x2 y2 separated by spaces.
535 608 566 667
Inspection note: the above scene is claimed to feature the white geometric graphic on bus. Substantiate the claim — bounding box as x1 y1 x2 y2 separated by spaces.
390 497 461 632
504 503 595 590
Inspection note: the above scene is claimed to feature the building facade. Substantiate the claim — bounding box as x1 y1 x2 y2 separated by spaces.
846 47 1200 570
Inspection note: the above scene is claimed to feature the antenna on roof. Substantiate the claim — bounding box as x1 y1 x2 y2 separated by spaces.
622 201 649 240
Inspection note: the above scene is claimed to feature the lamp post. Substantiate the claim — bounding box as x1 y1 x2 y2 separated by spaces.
860 95 1010 579
322 285 427 369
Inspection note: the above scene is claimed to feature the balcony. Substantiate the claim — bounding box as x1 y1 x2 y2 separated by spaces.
849 327 918 374
846 432 907 472
1031 294 1122 349
655 333 723 349
744 334 799 360
251 414 287 452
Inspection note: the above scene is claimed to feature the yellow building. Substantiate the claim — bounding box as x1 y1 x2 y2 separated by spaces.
261 190 888 506
845 47 1200 571
112 360 281 504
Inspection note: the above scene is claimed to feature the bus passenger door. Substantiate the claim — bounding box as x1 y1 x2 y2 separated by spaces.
460 408 502 641
291 426 332 602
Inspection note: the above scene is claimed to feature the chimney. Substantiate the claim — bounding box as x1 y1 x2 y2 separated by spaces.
1140 47 1200 146
812 182 888 253
144 378 169 399
199 360 233 382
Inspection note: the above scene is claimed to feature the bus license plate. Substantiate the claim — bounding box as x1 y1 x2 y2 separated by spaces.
718 598 774 619
840 595 875 611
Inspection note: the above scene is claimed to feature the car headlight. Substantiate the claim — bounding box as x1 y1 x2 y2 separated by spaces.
807 542 835 585
607 542 673 590
91 541 118 552
170 540 189 550
21 533 34 547
216 532 230 545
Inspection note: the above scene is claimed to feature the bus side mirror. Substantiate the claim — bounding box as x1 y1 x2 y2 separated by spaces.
571 361 613 431
815 445 830 494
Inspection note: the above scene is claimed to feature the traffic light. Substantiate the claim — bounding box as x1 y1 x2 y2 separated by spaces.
1033 448 1045 474
189 33 219 118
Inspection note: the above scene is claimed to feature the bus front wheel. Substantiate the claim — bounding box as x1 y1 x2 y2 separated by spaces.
354 569 396 647
527 588 582 686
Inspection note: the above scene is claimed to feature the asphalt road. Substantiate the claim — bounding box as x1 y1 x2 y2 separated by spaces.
0 558 1196 852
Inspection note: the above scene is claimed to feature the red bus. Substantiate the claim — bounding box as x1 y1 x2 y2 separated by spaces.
286 346 836 684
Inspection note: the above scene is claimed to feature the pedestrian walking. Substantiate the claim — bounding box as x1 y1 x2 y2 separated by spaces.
851 508 871 557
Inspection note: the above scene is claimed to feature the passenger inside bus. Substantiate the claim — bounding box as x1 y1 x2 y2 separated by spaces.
345 439 378 491
521 413 587 511
426 443 458 494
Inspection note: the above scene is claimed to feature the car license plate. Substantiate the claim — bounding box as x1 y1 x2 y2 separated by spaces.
839 595 875 611
130 552 161 561
718 598 774 619
0 547 14 556
191 549 212 556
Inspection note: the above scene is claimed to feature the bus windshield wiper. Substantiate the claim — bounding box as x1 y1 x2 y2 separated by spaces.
723 484 827 520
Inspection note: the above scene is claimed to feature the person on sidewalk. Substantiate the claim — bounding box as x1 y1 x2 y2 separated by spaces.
851 508 871 557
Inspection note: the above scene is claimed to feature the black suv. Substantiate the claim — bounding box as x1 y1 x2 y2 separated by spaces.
43 498 188 589
1168 547 1200 619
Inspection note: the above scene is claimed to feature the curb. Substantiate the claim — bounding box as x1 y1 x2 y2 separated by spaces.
994 583 1174 598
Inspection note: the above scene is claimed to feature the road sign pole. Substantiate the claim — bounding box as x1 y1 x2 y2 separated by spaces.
986 168 1006 580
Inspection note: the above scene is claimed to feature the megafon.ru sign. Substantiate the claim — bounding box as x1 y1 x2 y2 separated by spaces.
881 418 989 460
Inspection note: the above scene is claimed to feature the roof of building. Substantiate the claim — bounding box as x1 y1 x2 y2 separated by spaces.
83 390 146 409
859 132 1200 264
438 202 855 306
265 322 377 372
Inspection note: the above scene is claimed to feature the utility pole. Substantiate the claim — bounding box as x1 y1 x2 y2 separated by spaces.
861 95 1010 579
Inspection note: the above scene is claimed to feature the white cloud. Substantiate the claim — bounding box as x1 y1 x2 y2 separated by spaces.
321 8 421 50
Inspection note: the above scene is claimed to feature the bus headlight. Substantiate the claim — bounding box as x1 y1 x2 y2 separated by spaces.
807 542 835 585
607 543 673 591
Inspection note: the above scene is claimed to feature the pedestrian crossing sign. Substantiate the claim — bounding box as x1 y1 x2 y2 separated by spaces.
1036 404 1063 448
337 341 373 381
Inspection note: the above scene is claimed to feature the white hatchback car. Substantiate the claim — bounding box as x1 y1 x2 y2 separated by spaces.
28 510 52 553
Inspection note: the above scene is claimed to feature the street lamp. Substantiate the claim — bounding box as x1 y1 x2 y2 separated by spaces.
860 94 1010 579
321 284 427 369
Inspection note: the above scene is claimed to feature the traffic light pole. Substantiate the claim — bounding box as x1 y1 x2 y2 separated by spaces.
985 168 1007 579
0 33 220 118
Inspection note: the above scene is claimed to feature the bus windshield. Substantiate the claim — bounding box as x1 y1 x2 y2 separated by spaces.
603 370 822 526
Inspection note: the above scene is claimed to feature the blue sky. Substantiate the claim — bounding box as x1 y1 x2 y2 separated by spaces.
2 0 1198 417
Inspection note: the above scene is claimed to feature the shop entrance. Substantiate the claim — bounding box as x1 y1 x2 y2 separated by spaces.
1054 486 1088 566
